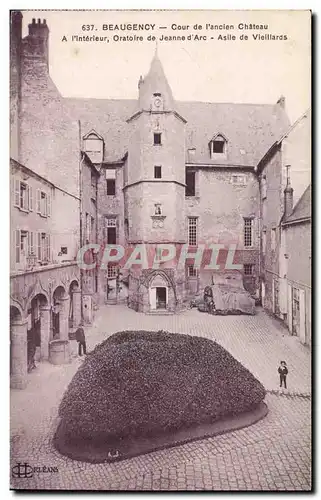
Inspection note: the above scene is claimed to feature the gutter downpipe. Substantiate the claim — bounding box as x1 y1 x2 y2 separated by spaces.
78 120 85 323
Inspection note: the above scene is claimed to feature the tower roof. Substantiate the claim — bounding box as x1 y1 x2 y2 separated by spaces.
138 51 174 111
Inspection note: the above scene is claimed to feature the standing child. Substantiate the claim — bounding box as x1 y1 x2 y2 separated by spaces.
278 361 288 389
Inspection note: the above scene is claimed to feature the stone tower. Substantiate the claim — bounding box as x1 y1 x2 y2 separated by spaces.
125 51 187 312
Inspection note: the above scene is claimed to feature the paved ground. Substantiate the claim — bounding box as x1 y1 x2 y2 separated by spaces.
10 306 312 491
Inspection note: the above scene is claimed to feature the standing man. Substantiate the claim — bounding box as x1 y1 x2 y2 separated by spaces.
75 324 87 357
278 360 288 389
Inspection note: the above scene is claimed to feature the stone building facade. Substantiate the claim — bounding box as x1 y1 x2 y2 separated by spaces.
256 109 311 345
281 185 311 346
10 11 311 389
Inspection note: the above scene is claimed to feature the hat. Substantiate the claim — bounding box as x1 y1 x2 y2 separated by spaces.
280 360 287 365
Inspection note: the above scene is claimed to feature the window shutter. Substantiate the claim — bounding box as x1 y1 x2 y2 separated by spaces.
29 186 34 211
46 234 51 261
47 193 51 217
37 233 41 260
14 179 20 207
27 232 31 256
15 230 20 263
299 289 306 343
36 189 41 213
28 232 35 255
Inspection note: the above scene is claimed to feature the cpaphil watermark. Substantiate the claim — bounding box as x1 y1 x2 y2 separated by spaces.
77 242 244 271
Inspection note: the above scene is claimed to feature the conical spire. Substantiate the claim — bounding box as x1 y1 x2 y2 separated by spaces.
138 50 174 111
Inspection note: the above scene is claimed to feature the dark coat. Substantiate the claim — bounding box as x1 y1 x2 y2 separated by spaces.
278 366 288 376
75 327 85 343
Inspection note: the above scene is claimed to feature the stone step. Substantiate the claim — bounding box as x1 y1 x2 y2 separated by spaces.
146 310 175 316
266 389 311 399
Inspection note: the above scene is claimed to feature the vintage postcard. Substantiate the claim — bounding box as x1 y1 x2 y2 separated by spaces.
10 9 311 491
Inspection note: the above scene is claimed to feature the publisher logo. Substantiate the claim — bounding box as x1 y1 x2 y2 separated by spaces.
11 463 34 478
11 462 59 478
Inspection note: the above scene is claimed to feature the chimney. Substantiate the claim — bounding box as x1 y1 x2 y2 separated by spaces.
24 17 49 66
277 95 286 109
284 165 294 218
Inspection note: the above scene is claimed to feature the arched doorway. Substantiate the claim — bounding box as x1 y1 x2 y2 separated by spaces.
52 285 69 340
149 274 168 310
147 271 176 312
10 305 28 389
28 293 48 371
69 280 81 330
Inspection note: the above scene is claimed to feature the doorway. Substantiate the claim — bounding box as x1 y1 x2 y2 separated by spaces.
156 287 167 309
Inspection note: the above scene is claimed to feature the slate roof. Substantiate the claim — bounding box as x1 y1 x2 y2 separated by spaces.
67 96 290 168
283 184 311 225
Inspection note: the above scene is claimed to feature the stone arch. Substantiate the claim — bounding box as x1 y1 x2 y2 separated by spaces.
146 269 176 290
10 305 22 324
10 301 24 322
145 270 177 313
25 281 50 312
53 284 67 301
10 304 28 389
69 279 79 292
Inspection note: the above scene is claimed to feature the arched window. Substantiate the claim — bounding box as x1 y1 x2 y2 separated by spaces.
83 130 104 163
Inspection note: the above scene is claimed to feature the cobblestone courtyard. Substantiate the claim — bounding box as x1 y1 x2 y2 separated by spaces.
11 306 312 491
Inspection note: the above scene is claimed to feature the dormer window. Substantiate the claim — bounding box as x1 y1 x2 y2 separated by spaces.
210 133 227 157
83 130 104 163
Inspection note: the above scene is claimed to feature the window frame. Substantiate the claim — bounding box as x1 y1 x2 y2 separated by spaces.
154 165 162 179
153 132 162 146
185 171 196 197
107 263 118 279
188 217 198 246
106 178 116 196
187 265 197 278
244 218 253 248
243 264 254 276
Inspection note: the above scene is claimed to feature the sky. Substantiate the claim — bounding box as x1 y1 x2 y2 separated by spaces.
21 9 311 123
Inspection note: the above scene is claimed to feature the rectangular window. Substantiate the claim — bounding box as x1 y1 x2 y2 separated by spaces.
231 174 246 185
36 190 51 217
243 264 254 276
154 165 162 179
186 171 196 197
244 218 253 248
106 218 117 244
20 182 28 210
188 217 198 246
271 228 276 251
40 192 47 216
107 179 116 195
262 230 266 255
20 230 28 254
213 140 225 154
28 232 35 256
107 264 118 278
154 133 162 145
187 265 197 278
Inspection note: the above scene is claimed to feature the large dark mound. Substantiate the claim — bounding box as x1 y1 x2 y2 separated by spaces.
54 330 266 462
